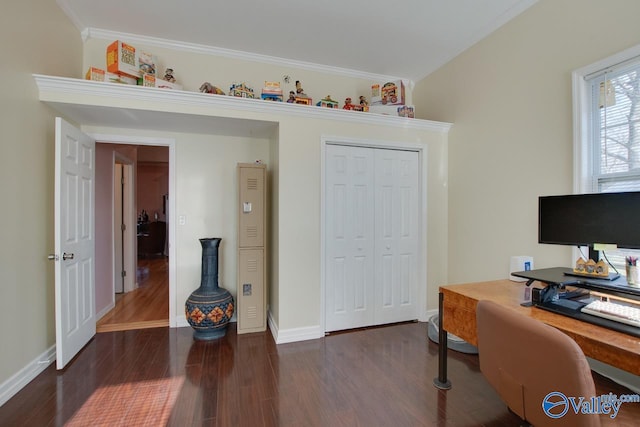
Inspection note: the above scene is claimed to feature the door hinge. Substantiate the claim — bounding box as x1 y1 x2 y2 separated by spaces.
121 176 125 185
121 223 126 232
121 270 127 278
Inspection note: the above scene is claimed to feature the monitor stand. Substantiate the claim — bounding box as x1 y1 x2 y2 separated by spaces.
563 270 620 281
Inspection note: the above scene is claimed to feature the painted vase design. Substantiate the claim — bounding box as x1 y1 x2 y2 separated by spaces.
185 238 234 340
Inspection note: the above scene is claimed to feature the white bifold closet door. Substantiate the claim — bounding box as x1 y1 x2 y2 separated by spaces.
325 144 419 332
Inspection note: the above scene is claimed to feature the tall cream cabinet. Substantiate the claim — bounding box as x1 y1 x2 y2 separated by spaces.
237 163 267 334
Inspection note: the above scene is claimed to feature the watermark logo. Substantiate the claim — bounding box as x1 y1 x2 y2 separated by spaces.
542 392 569 418
542 391 640 419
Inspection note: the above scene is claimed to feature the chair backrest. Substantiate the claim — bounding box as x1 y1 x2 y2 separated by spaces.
476 300 600 427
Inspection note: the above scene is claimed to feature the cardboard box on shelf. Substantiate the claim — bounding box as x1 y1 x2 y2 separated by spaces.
371 80 405 106
397 105 415 118
85 67 137 85
105 72 137 85
85 67 105 81
137 51 157 76
138 73 183 90
107 40 139 78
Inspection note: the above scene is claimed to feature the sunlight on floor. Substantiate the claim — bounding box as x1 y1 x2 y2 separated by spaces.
65 377 185 426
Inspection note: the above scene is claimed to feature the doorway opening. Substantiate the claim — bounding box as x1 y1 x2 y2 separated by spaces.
95 143 170 332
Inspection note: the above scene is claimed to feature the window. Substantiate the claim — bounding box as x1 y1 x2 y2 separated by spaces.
573 46 640 272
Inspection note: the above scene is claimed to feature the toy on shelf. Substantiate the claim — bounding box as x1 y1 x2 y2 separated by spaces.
286 91 296 103
199 82 225 95
381 82 398 104
86 67 137 85
359 96 369 112
229 82 256 98
343 97 354 110
397 105 415 118
138 51 157 76
139 73 182 90
317 95 339 109
574 257 609 278
371 80 406 106
163 68 176 82
295 80 307 97
261 81 283 102
294 80 312 105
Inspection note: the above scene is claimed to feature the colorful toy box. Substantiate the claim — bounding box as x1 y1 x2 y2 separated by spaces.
138 73 183 90
316 95 339 109
85 67 137 85
371 80 405 105
261 81 283 101
229 82 256 98
107 40 139 78
107 40 157 79
397 105 415 118
138 51 157 76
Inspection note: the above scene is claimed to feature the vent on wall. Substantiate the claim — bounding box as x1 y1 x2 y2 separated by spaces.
247 178 258 190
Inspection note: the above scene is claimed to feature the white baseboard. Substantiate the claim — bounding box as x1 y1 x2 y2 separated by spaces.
267 311 324 344
96 301 115 321
421 308 439 322
0 345 56 407
175 317 190 328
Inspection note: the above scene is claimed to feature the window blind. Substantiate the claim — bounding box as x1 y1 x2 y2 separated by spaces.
586 60 640 272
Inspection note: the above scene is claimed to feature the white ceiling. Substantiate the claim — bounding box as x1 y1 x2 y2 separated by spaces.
58 0 537 82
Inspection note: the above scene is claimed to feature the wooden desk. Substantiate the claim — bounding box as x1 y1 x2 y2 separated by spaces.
433 279 640 389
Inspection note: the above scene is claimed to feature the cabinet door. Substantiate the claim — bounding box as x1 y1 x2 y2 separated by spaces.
238 248 265 332
238 166 265 248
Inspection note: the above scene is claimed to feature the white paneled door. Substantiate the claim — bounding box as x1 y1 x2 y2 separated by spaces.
54 118 96 370
325 144 419 332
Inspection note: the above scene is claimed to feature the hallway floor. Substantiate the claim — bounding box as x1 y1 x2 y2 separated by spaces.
96 257 169 332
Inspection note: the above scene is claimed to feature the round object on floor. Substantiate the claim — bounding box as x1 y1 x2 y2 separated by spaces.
428 314 478 354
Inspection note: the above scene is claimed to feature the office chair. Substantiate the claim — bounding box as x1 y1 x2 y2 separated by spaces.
476 300 600 427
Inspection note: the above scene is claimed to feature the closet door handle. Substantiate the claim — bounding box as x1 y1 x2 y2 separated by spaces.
63 252 75 261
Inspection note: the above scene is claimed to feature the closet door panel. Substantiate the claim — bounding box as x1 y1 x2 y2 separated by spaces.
374 149 419 324
325 145 375 332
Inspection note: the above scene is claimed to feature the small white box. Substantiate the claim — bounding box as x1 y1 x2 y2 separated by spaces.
510 256 534 282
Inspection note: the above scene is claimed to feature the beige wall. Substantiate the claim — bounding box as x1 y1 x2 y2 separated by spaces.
82 37 411 109
414 0 640 284
81 119 448 333
0 2 82 385
77 36 448 332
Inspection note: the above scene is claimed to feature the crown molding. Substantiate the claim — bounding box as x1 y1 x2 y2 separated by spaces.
34 74 451 133
81 27 414 88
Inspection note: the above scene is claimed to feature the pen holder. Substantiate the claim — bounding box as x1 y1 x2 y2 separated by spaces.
626 265 639 287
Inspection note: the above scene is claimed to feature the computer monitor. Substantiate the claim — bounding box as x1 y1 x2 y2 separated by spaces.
538 192 640 257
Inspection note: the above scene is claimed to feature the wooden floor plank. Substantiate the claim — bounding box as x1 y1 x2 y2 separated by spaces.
97 257 169 333
1 323 638 426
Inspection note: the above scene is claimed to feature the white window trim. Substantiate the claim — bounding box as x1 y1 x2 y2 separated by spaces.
572 44 640 194
572 44 640 262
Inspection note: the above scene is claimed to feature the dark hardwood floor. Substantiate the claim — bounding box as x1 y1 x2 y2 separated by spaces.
1 322 638 426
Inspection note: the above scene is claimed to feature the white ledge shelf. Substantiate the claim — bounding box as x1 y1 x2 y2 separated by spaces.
34 75 451 135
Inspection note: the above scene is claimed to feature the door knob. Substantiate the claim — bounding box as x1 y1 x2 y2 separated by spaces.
62 252 75 261
47 254 59 261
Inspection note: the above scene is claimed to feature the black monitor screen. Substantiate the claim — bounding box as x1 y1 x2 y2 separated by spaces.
538 192 640 250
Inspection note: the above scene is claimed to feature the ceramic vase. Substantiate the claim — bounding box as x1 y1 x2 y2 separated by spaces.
185 238 234 340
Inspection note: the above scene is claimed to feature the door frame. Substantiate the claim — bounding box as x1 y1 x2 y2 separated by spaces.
92 133 178 328
113 152 135 294
320 135 428 334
